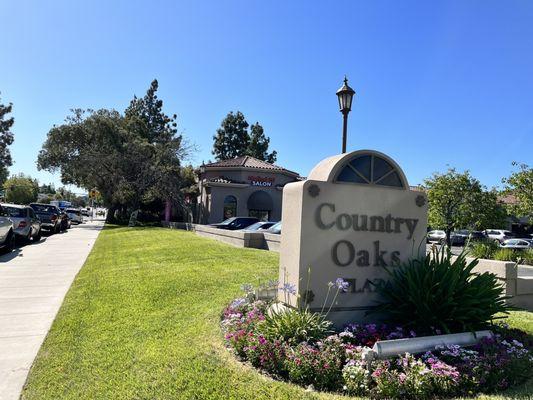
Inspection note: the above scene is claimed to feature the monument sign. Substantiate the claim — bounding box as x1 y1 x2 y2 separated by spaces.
279 150 428 326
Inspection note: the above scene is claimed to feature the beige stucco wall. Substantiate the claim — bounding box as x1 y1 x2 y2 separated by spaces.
198 168 298 224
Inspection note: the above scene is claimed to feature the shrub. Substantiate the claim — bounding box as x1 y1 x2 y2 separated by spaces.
256 308 332 345
370 249 512 333
494 248 522 262
243 334 287 375
523 249 533 265
468 240 499 259
284 336 346 391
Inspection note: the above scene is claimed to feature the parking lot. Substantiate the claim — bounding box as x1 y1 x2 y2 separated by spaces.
0 221 103 400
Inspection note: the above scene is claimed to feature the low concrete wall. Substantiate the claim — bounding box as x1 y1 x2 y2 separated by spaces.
462 256 533 311
162 221 281 251
194 225 265 249
262 232 281 252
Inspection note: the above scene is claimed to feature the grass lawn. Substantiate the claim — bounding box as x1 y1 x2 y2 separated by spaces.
22 226 533 400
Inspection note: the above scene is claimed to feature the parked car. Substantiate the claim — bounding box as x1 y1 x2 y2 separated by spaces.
65 208 83 224
265 222 282 234
1 204 42 242
241 221 278 231
209 217 259 230
81 208 90 217
500 239 533 249
426 230 465 245
59 209 71 231
455 230 485 243
0 204 15 252
30 203 62 233
483 229 514 243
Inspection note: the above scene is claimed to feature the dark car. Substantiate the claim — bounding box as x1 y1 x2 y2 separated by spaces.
241 221 278 231
209 217 259 230
30 203 62 233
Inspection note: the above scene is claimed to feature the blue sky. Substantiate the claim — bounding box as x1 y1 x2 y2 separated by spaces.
1 0 532 193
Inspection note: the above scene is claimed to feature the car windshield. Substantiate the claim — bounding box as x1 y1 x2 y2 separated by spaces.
268 222 282 232
456 230 469 235
3 206 25 217
245 222 265 231
503 231 513 236
218 217 237 225
66 209 80 215
31 204 57 213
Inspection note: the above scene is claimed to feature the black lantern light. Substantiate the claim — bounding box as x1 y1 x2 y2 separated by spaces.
336 76 356 153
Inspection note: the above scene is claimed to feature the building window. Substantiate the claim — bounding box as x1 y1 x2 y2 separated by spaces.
223 195 237 220
249 210 270 221
335 154 405 188
247 191 274 221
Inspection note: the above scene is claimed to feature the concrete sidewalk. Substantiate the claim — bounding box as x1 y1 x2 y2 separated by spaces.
0 221 104 400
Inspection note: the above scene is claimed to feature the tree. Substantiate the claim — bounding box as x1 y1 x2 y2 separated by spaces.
247 123 277 163
212 112 277 162
424 168 491 246
502 162 533 223
0 94 15 185
212 111 249 160
4 174 39 204
37 79 189 223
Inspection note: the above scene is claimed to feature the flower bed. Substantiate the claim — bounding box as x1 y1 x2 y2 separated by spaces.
221 293 533 399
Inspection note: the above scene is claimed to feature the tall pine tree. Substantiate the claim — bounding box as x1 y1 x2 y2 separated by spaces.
0 93 15 184
212 111 249 160
212 111 277 162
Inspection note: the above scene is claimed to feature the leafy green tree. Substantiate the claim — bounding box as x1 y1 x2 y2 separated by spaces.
4 174 39 204
424 168 484 245
39 183 56 194
212 112 277 162
0 94 15 185
37 80 189 223
502 162 533 223
247 123 277 163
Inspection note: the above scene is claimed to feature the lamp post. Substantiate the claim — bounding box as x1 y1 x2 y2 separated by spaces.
336 76 356 153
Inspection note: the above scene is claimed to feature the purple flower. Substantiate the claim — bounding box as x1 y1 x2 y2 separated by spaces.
335 278 350 292
280 283 296 295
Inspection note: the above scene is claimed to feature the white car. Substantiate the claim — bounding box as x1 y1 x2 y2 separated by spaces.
65 208 83 224
427 230 446 243
483 229 514 243
500 239 533 249
0 204 15 252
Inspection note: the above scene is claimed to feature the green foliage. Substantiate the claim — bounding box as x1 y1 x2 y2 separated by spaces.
0 93 15 185
424 168 507 245
37 80 188 223
4 173 39 204
212 111 277 162
468 240 499 259
257 308 332 345
371 249 512 333
248 123 277 163
493 248 522 262
503 162 533 223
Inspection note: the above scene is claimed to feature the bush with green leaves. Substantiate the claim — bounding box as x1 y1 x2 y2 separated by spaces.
256 307 332 345
370 249 512 333
494 248 521 262
468 240 499 259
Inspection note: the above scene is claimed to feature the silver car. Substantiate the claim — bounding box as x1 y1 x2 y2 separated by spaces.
500 239 533 250
1 204 42 242
0 204 15 252
65 208 83 224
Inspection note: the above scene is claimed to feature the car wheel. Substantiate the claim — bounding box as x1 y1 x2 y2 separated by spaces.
34 228 42 242
26 229 32 243
3 231 15 253
55 224 60 234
